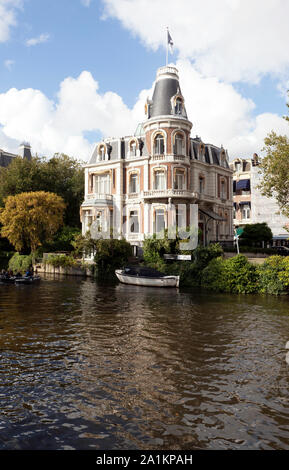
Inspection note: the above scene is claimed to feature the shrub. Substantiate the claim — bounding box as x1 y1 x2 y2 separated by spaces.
257 256 289 295
193 243 224 270
142 231 179 266
8 252 33 274
93 238 132 274
46 254 77 269
201 254 258 294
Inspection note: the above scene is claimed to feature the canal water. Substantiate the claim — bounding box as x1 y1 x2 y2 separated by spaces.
0 276 289 450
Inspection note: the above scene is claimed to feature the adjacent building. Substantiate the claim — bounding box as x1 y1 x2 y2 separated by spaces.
81 65 234 252
0 143 32 168
230 155 289 246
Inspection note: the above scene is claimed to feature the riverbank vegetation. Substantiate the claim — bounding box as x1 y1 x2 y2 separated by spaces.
142 234 289 295
0 153 83 256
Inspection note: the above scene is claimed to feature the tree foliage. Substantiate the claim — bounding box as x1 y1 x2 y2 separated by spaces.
240 223 273 246
0 191 66 253
0 153 84 227
259 98 289 218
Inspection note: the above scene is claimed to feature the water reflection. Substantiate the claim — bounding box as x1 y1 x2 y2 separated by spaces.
0 277 289 449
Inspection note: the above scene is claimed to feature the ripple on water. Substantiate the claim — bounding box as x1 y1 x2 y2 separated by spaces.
0 278 289 449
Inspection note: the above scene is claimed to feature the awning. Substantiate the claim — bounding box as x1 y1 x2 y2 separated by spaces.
236 179 250 191
199 208 226 221
238 201 251 207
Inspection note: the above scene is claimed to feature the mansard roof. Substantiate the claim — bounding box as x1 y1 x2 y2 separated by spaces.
190 138 230 168
0 144 32 168
88 136 148 164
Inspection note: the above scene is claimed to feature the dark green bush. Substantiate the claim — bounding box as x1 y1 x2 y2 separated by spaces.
201 254 258 294
143 231 179 266
94 238 132 274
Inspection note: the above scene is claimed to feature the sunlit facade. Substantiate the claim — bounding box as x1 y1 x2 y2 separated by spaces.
81 66 234 251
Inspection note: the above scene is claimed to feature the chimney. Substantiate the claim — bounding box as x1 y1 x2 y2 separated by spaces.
19 142 32 161
252 153 259 166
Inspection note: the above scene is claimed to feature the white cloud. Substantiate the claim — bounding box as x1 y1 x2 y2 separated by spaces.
0 71 147 160
0 0 22 42
0 66 288 162
176 59 289 158
81 0 91 6
4 58 14 70
102 0 289 84
26 33 50 47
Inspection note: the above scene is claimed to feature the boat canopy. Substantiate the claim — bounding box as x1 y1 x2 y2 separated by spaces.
124 266 166 278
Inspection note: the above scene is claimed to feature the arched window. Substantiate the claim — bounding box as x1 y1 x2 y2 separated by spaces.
129 140 137 157
129 172 139 193
175 97 183 115
174 133 184 155
220 179 226 199
98 145 106 161
154 133 165 155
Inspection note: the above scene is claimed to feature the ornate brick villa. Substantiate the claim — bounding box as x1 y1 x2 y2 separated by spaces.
80 65 234 252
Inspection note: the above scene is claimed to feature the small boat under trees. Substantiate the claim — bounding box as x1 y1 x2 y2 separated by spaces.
115 266 180 288
0 275 41 285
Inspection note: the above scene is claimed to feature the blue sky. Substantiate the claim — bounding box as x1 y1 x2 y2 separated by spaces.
0 0 288 160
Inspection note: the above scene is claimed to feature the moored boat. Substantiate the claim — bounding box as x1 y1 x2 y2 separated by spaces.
0 275 41 284
115 266 180 288
0 275 16 284
15 275 41 284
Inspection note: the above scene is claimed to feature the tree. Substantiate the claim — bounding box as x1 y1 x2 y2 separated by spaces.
240 223 273 247
259 97 289 218
0 153 84 227
0 191 66 253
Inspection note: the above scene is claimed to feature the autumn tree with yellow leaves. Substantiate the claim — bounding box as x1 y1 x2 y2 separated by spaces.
0 191 66 253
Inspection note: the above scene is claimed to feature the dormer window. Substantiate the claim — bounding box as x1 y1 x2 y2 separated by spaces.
129 139 137 157
175 97 183 115
154 133 165 155
98 144 106 161
235 161 241 172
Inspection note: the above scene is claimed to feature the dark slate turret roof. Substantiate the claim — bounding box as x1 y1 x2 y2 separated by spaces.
149 66 188 119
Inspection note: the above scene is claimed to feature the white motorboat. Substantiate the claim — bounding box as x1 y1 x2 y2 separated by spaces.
115 266 180 288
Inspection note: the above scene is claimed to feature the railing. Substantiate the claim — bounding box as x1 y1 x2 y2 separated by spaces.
86 193 113 201
151 154 166 161
143 189 197 198
150 154 187 162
